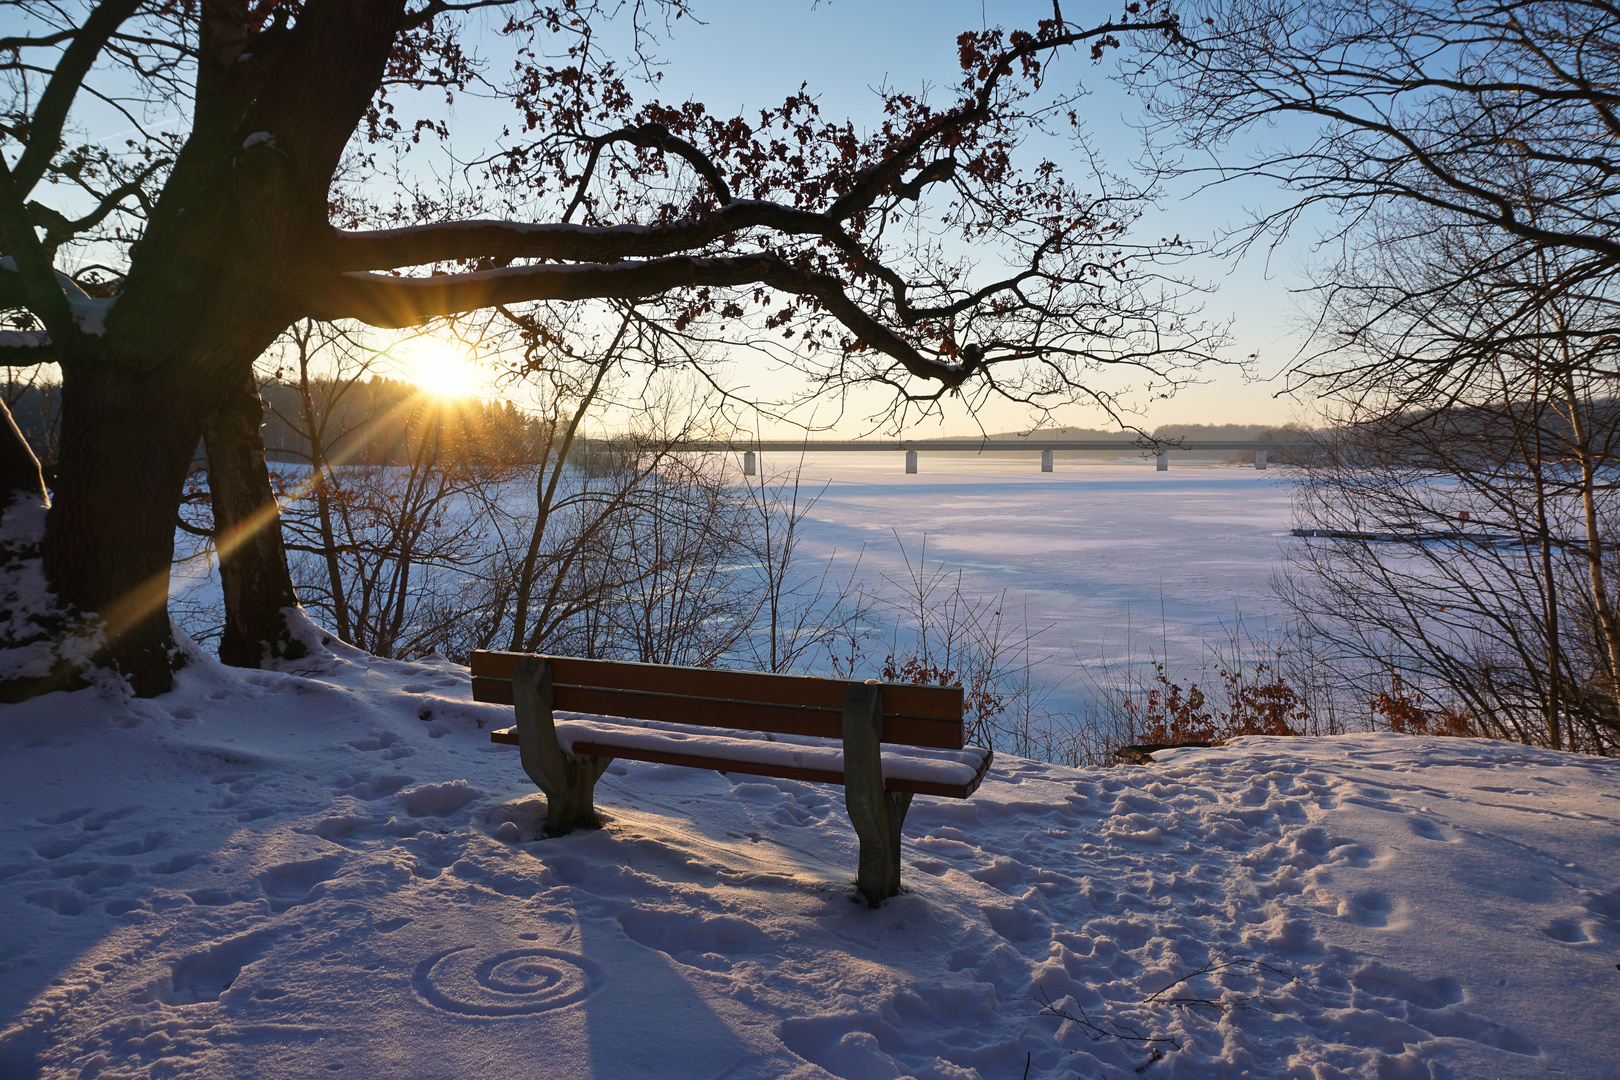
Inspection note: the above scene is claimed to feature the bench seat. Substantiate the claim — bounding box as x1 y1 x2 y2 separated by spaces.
472 650 987 903
492 713 992 799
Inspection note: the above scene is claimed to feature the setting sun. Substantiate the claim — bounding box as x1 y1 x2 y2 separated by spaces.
404 346 482 399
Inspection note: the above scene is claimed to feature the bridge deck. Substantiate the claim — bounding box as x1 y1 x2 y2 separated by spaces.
660 440 1311 453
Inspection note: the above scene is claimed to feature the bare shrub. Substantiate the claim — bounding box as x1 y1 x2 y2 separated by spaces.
1050 617 1352 766
737 461 873 675
1279 405 1620 757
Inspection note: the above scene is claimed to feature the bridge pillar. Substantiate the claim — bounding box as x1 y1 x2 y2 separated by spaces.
743 450 756 476
1156 450 1169 471
1041 449 1053 473
905 450 918 474
1254 449 1267 470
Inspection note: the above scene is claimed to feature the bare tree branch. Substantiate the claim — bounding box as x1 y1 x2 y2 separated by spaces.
310 253 978 385
10 0 143 197
0 156 73 342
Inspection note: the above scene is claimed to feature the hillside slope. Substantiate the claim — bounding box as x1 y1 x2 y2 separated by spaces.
1 639 1615 1079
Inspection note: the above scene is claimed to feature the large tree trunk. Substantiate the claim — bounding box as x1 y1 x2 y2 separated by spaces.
42 358 206 696
204 366 305 667
2 0 412 699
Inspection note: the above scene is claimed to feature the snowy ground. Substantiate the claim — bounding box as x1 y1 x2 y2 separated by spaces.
3 461 1616 1078
2 628 1617 1079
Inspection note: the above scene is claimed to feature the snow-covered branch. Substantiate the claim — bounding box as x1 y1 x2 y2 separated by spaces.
0 331 54 365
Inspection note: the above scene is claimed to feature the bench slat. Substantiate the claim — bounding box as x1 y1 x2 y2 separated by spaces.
472 675 964 749
471 651 964 721
490 726 989 799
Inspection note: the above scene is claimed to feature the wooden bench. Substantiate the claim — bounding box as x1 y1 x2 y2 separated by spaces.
470 650 993 904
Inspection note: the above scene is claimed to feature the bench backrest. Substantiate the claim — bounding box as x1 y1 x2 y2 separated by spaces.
469 650 967 750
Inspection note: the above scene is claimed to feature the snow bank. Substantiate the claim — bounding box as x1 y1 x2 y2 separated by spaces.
0 645 1615 1079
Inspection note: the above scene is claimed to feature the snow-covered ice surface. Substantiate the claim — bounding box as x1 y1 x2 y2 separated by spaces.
3 637 1617 1079
780 457 1297 691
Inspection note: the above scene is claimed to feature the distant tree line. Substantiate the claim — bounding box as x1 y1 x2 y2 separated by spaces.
5 374 555 471
257 377 551 469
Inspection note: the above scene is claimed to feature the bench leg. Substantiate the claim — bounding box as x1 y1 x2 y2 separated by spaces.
512 656 613 835
843 683 913 906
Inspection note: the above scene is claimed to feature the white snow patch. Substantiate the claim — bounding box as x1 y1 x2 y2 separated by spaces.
67 296 114 336
546 712 990 787
397 779 481 818
0 331 49 350
0 253 107 341
0 256 89 301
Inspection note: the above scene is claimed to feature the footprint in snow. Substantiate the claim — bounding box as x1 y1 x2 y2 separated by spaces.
188 887 240 907
147 853 203 875
1338 890 1394 927
33 834 94 860
1543 918 1591 943
25 887 88 916
331 773 414 800
1582 886 1620 923
348 731 416 760
101 831 170 856
163 928 280 1005
1406 815 1448 841
1351 961 1462 1008
618 909 770 969
259 855 344 910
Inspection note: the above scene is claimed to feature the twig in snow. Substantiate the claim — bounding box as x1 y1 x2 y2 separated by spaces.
1034 989 1183 1051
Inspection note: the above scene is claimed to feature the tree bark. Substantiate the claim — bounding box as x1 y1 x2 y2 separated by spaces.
43 359 204 696
204 365 305 668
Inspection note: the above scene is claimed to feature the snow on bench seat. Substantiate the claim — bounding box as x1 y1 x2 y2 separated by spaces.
491 712 992 799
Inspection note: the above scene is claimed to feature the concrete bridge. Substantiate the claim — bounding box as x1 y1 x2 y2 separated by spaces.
668 439 1314 474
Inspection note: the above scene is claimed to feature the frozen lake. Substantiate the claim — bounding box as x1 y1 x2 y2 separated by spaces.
769 454 1299 699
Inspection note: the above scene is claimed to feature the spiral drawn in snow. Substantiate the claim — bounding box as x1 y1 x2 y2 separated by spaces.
413 946 599 1016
